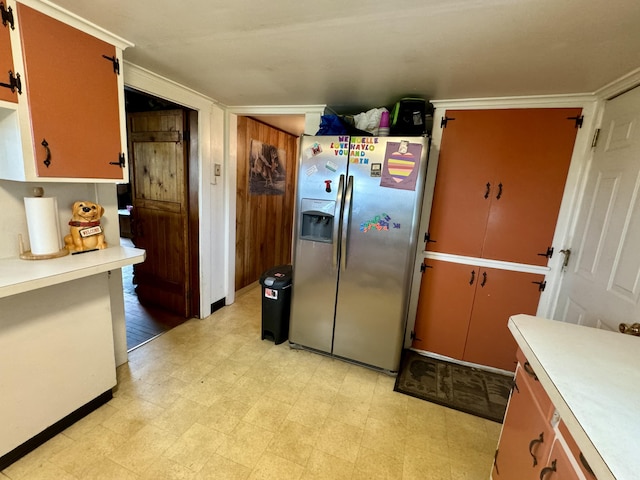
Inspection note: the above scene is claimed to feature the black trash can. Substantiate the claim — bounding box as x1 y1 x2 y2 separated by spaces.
259 264 292 345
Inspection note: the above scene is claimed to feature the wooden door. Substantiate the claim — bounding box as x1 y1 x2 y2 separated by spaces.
17 3 122 178
463 268 544 371
412 259 477 358
0 14 17 103
128 109 191 317
482 108 581 266
493 366 554 480
554 86 640 331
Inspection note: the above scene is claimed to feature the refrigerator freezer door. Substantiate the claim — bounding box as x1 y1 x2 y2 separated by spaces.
289 136 349 353
332 137 428 371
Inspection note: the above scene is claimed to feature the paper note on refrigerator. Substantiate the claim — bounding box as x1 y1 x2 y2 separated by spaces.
380 140 423 191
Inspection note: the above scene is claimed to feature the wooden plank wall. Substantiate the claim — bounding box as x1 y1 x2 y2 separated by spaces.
235 117 298 291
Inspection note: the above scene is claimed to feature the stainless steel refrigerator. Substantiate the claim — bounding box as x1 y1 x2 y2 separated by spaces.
289 135 429 372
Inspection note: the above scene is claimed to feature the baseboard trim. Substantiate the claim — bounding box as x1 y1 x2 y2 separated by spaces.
0 390 113 471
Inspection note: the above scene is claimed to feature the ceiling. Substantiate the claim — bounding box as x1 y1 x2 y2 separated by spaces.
51 0 640 116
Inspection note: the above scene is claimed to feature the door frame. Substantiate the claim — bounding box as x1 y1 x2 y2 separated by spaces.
124 63 219 317
226 106 324 305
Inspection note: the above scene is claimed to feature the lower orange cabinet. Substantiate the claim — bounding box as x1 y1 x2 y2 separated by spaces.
493 364 554 479
412 258 544 371
494 352 597 479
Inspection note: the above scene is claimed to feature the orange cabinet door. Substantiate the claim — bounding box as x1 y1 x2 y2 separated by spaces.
482 108 581 266
426 110 500 257
493 366 554 480
538 439 584 480
427 109 580 266
412 259 476 359
462 268 544 372
0 13 18 103
17 3 122 179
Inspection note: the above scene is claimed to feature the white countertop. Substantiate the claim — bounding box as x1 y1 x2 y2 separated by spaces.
509 314 640 480
0 246 145 298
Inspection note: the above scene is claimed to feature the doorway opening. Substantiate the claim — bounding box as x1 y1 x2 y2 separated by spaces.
122 88 200 351
234 115 303 293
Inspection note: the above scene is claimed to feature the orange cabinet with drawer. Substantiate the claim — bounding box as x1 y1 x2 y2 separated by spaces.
493 361 554 479
493 350 598 479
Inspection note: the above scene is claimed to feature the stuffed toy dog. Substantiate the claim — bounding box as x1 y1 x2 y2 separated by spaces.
64 200 107 253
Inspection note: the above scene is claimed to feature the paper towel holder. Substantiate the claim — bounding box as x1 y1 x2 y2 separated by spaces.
19 187 69 260
18 234 69 260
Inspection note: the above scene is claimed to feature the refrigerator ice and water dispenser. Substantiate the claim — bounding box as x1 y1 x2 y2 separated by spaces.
299 198 335 243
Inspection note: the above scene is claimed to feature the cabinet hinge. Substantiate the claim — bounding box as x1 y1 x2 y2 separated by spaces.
101 55 120 75
109 153 126 168
591 128 601 148
420 263 432 273
532 280 547 292
424 232 436 243
440 116 456 128
567 115 584 128
1 2 14 30
0 70 21 94
537 247 554 259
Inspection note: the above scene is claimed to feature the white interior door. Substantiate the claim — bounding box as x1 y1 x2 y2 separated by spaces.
554 86 640 331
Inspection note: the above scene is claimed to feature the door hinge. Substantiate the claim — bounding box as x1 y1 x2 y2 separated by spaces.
0 70 21 94
568 115 584 128
1 2 14 30
537 247 554 259
440 116 456 128
591 128 601 148
109 153 126 168
532 280 547 292
101 54 120 75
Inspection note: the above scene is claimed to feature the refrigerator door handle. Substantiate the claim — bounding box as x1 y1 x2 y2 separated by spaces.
341 175 354 271
332 174 345 269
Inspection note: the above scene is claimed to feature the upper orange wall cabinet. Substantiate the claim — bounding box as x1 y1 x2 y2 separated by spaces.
0 2 18 104
426 109 581 266
0 0 132 182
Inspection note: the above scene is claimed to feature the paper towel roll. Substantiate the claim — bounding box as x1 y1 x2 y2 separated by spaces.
24 196 62 255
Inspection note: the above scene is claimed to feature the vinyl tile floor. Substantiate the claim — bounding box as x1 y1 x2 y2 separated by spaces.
0 284 501 480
